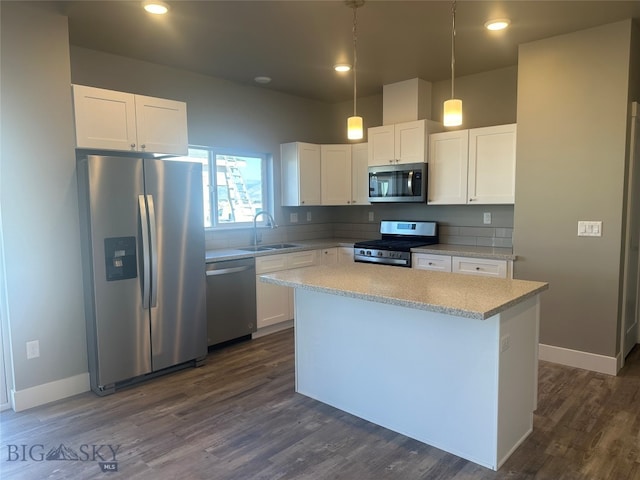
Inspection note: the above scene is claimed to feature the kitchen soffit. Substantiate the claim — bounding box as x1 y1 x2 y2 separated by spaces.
48 0 640 103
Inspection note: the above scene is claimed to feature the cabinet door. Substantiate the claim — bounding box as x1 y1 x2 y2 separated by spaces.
351 143 370 205
338 247 354 264
73 85 137 151
452 256 508 278
256 279 291 328
468 124 516 204
287 250 319 269
134 95 188 156
428 131 469 205
412 253 452 272
368 125 395 166
255 254 288 274
319 248 338 265
281 142 321 206
395 120 426 164
321 145 352 205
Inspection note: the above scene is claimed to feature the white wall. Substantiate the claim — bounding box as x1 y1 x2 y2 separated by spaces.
0 2 88 406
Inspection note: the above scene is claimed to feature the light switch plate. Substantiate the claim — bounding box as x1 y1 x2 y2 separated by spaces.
306 211 312 222
368 211 374 222
290 212 298 223
483 212 492 225
578 220 602 237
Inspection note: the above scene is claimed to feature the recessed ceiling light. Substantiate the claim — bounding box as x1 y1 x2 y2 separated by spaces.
334 64 352 72
143 1 169 15
484 18 510 31
254 76 272 84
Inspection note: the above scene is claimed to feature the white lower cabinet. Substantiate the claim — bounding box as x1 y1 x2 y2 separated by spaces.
413 253 511 278
412 254 452 272
452 256 509 278
338 247 354 264
320 248 338 264
255 250 319 329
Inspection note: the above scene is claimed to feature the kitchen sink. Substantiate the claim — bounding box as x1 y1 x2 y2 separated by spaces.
238 243 299 252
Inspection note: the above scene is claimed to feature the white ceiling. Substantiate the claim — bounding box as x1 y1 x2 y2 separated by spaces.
48 0 640 103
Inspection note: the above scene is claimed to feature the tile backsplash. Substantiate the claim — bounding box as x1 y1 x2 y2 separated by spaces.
206 222 513 250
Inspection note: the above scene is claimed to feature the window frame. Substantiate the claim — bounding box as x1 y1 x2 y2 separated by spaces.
187 145 272 230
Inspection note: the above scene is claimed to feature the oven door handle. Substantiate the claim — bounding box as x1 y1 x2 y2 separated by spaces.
408 171 414 195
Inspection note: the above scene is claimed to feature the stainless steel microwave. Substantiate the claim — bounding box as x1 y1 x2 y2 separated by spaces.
368 162 427 203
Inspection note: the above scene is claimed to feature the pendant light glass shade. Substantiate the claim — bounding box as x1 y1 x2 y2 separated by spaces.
347 116 364 140
443 99 462 127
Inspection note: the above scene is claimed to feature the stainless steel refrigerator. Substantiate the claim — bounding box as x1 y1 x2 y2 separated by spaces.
77 154 206 395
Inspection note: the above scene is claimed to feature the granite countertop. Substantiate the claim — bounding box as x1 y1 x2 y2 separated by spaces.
260 263 548 320
206 240 515 263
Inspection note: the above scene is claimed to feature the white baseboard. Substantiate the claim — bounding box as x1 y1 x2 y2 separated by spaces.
10 372 90 412
252 320 294 339
0 401 11 412
538 344 619 375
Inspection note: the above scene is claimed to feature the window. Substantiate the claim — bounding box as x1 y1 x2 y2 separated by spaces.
176 147 270 228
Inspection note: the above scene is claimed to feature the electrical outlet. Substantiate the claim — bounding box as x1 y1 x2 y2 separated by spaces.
306 211 312 222
26 340 40 359
290 212 298 223
483 212 492 225
500 334 510 353
368 211 374 222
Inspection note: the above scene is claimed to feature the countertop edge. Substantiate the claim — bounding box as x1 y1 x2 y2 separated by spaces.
260 269 548 320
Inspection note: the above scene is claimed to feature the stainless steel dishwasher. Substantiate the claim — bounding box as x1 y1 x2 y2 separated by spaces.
205 257 256 346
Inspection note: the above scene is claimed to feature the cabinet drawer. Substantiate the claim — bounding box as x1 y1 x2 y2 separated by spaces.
288 250 318 268
452 256 507 278
412 254 452 272
255 253 288 274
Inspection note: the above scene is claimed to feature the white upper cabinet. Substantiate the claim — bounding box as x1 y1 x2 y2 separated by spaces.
72 85 188 155
468 124 517 204
350 143 370 205
368 119 442 166
368 125 395 166
321 144 352 205
428 130 469 205
134 94 188 156
428 123 516 205
281 142 321 206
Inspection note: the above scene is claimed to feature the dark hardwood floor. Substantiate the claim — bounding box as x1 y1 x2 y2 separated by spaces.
1 328 639 480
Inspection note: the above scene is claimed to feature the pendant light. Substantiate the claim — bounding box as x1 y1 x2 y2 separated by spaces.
443 0 462 127
347 0 365 140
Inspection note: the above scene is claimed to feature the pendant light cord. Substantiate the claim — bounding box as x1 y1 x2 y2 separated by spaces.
352 4 358 117
450 0 456 100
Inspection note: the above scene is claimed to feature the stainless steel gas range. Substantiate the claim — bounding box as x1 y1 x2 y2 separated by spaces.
353 221 439 268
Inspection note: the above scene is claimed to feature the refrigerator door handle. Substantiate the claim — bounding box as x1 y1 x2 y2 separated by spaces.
147 194 159 308
138 195 151 309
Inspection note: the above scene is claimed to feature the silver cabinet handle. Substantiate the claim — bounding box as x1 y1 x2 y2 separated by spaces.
131 143 136 149
141 144 146 149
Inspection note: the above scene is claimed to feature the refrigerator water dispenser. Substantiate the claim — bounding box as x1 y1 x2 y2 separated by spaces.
104 236 137 281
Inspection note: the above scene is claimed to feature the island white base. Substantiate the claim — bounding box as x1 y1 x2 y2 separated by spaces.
294 289 540 471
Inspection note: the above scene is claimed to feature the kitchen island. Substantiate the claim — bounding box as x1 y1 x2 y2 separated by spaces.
261 263 548 470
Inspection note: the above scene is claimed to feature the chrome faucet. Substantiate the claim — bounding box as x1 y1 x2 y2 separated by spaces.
253 211 277 246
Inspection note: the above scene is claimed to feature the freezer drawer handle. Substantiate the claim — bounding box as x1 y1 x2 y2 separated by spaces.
147 194 158 308
206 266 251 276
138 195 151 309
